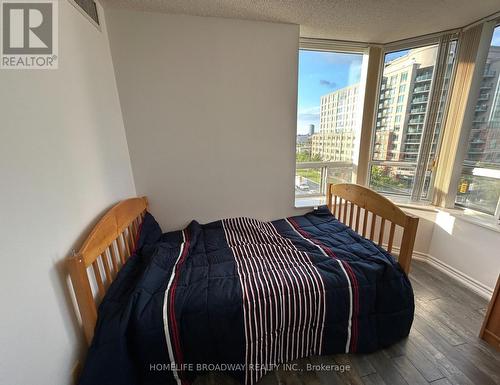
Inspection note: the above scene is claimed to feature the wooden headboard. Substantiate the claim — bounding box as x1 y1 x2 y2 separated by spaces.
326 183 419 274
67 197 148 345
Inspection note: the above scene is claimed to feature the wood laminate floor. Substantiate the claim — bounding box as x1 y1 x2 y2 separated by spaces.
194 260 500 385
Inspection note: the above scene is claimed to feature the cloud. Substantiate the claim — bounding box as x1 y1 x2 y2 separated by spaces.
298 106 320 121
319 79 337 88
321 52 363 66
348 62 362 85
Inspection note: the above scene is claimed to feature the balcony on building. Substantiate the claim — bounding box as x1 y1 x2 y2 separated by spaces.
408 126 423 133
415 74 432 82
413 86 430 93
412 97 428 104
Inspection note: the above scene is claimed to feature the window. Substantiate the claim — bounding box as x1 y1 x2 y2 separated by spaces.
456 26 500 216
296 48 367 206
369 41 457 199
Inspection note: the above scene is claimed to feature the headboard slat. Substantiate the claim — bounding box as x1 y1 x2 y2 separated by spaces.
378 218 386 246
92 260 105 299
117 237 126 264
370 214 377 241
67 196 148 345
109 245 118 277
354 205 361 232
128 225 136 251
101 252 113 285
388 222 396 253
362 208 368 237
348 202 354 228
122 231 131 257
327 184 418 275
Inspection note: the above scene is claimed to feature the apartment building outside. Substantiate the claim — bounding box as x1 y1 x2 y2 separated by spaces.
466 46 500 166
311 83 360 162
373 46 437 162
306 43 499 205
312 47 438 165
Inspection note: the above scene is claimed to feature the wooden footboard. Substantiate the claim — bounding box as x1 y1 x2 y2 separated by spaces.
67 197 148 345
326 183 419 274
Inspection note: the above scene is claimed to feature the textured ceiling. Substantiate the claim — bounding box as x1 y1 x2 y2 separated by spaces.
101 0 500 44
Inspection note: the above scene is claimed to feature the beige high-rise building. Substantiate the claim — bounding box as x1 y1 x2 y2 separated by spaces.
311 83 360 162
373 46 437 162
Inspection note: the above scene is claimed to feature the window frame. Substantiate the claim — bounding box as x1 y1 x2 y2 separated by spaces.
366 35 459 203
294 39 372 207
450 21 500 219
295 20 500 223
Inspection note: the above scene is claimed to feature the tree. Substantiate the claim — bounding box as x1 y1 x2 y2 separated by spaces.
370 166 405 189
295 152 323 162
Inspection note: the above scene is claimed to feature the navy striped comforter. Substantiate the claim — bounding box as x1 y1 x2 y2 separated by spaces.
79 207 414 385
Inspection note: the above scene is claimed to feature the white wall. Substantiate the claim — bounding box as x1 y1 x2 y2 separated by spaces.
0 2 136 385
404 208 436 255
105 9 300 231
397 207 500 296
427 212 500 293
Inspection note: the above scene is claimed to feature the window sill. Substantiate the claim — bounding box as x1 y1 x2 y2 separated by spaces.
295 196 326 209
437 207 500 233
391 200 500 233
389 201 500 233
295 195 500 233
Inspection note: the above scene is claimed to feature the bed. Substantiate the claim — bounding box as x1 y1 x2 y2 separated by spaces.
68 183 418 385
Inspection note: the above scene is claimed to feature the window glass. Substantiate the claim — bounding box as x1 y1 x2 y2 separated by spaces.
295 49 366 206
369 43 456 198
456 26 500 215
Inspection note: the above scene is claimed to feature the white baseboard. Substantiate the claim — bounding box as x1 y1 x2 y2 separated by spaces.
411 251 493 300
387 244 493 300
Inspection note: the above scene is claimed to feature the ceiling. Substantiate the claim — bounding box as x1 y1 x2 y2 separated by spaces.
102 0 500 44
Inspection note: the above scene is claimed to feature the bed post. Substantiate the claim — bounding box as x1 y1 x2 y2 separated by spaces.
326 184 333 211
398 215 419 274
68 254 97 345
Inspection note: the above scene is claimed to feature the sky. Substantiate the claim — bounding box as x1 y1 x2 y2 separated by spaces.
385 50 409 62
492 25 500 46
296 50 363 135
